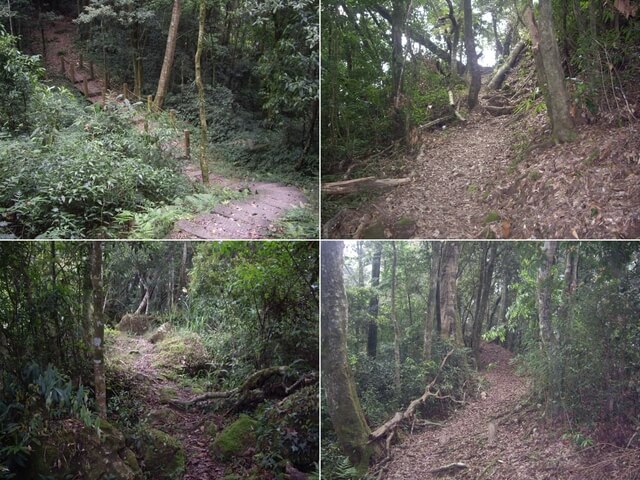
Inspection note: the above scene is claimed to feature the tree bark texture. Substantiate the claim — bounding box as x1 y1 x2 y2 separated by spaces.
321 241 372 471
195 0 210 183
90 241 107 419
471 243 496 361
439 242 459 343
367 242 382 358
487 40 526 90
155 0 181 109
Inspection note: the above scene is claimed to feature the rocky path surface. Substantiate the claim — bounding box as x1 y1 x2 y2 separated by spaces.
32 17 309 240
384 343 580 479
109 334 226 480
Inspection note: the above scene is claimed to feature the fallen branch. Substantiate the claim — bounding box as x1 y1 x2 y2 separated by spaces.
449 90 466 121
369 350 454 442
430 462 468 474
487 40 527 90
417 115 454 130
322 177 411 195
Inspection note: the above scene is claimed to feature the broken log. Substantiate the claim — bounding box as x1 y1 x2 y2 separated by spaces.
430 462 468 474
418 115 454 130
485 105 515 116
322 177 411 195
369 350 455 442
487 40 527 90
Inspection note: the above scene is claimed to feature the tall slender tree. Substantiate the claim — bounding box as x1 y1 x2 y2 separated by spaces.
367 242 382 358
195 0 210 184
463 0 481 108
90 241 107 419
155 0 181 109
321 241 372 471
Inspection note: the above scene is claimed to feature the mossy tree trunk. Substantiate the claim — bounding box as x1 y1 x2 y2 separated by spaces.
391 242 401 397
90 241 107 418
321 241 372 472
471 243 496 362
195 0 209 184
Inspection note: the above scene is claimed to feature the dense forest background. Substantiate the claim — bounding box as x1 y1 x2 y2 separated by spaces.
0 241 319 479
0 0 318 238
321 240 640 479
322 0 640 165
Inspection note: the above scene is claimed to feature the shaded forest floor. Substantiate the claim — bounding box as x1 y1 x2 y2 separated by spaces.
107 330 229 479
382 343 639 479
324 60 640 239
29 17 311 239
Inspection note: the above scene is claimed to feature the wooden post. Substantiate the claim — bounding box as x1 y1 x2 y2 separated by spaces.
147 95 153 112
89 61 95 80
123 83 128 100
101 89 106 105
79 53 84 69
70 61 76 83
105 71 110 90
60 56 66 74
83 77 89 97
184 130 190 159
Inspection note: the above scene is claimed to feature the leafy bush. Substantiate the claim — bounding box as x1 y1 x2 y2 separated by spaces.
0 31 43 132
0 363 95 477
255 385 319 473
0 90 191 238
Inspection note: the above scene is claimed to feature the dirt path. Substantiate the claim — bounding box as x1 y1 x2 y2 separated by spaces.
109 334 226 479
326 112 514 239
31 17 309 240
384 343 580 479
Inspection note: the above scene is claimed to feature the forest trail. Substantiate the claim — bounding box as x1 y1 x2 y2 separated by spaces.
378 112 513 239
384 343 580 479
32 17 308 239
108 332 226 480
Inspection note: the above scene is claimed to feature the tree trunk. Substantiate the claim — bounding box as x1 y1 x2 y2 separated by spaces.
487 40 526 90
391 0 410 139
537 241 557 349
423 242 441 360
321 241 372 472
367 242 383 358
526 3 575 143
391 242 401 397
195 0 210 183
155 0 181 109
463 0 481 109
90 242 107 419
439 242 460 343
471 244 496 361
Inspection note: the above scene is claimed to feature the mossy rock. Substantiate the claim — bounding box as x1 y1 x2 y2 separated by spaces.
117 314 155 335
153 331 210 375
28 418 143 480
210 414 257 461
146 406 179 428
138 427 185 480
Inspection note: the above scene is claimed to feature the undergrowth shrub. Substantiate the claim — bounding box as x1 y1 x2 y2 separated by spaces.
0 363 95 477
0 89 192 238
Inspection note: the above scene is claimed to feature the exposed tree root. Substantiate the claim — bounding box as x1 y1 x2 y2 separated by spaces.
168 366 317 411
322 177 411 195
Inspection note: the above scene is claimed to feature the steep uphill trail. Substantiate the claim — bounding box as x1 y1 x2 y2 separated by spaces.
384 343 580 479
30 17 309 239
108 333 227 480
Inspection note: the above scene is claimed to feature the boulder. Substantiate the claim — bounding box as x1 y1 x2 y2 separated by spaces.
117 314 154 335
210 414 257 461
137 427 185 480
